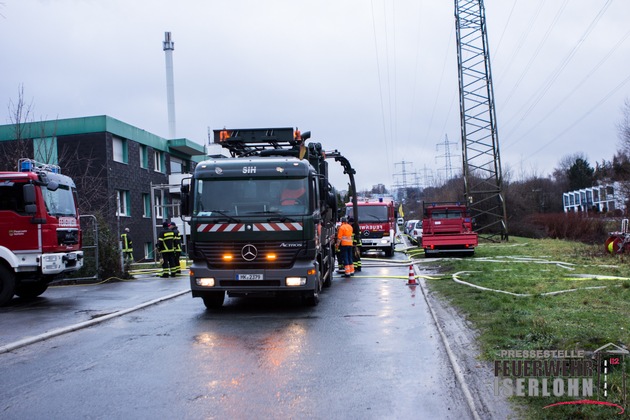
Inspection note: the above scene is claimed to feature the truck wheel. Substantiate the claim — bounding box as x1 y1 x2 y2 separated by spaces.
384 245 394 257
323 247 333 288
303 276 321 306
0 265 16 306
202 291 225 309
15 282 49 299
303 288 320 306
323 269 332 288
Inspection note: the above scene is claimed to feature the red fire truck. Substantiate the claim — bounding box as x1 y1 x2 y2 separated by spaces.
421 202 477 257
0 159 83 305
345 197 397 257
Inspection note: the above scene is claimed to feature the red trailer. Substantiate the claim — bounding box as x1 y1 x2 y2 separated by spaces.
421 202 477 257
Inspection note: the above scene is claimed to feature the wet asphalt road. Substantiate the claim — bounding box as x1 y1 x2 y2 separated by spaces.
0 252 474 419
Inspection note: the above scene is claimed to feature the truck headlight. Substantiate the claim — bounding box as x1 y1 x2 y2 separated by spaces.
286 277 306 287
196 277 216 287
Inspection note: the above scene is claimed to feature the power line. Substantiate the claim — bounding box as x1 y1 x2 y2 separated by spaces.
504 0 613 134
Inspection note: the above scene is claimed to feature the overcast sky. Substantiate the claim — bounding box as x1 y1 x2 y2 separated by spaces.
2 0 629 192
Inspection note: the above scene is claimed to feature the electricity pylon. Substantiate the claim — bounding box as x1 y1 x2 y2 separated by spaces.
454 0 508 241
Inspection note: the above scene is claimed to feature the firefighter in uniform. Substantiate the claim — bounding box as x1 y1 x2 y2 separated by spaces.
170 222 182 275
158 221 177 278
121 227 133 262
349 218 362 272
336 217 355 277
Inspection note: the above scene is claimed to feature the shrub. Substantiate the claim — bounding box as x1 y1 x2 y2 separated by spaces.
515 213 607 244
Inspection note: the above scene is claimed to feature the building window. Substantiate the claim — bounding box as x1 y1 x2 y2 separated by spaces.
171 197 181 218
113 137 128 164
140 145 149 169
116 190 130 216
155 194 163 219
171 157 183 174
142 193 151 218
144 242 154 260
154 150 164 173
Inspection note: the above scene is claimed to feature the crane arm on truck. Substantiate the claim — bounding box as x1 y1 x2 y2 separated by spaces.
324 150 360 236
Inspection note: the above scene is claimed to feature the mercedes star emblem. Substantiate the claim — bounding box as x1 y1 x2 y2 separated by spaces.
241 244 258 261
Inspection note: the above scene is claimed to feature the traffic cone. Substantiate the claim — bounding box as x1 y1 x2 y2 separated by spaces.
407 264 418 285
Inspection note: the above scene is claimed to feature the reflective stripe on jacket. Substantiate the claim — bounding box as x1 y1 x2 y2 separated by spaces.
158 230 175 252
172 229 182 252
121 233 133 252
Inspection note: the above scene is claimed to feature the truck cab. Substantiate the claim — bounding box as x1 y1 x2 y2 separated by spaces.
346 197 397 257
181 128 346 309
0 159 83 305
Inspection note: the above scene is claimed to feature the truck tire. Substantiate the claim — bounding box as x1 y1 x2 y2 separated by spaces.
202 291 225 309
323 246 333 288
302 288 320 306
303 275 321 306
0 265 16 306
384 244 394 257
15 282 49 299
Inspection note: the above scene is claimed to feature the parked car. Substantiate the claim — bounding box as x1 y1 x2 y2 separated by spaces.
411 220 423 244
405 219 419 236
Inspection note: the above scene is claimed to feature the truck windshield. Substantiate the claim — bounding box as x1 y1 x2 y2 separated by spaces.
347 206 388 223
430 210 463 219
41 185 78 217
194 178 309 217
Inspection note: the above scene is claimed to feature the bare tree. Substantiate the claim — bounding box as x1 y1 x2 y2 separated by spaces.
1 84 34 170
618 98 630 155
59 146 109 214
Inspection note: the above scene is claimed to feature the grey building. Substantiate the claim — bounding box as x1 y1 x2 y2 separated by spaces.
0 115 205 262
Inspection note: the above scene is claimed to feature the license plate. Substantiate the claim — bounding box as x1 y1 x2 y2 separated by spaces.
237 274 263 280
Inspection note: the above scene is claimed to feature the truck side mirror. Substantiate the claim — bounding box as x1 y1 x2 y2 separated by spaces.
23 184 36 204
180 180 191 216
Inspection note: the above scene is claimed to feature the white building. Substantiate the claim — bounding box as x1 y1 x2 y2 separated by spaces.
563 182 627 214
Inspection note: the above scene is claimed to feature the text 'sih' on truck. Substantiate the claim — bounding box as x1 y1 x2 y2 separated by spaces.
0 159 83 306
345 197 398 257
421 201 478 257
180 127 357 310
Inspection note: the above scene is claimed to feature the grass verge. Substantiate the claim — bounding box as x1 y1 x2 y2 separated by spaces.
421 236 630 419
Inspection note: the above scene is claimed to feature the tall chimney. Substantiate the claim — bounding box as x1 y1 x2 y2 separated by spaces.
163 31 176 139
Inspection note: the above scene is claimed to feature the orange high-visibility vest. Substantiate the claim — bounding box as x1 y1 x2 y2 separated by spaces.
337 223 353 246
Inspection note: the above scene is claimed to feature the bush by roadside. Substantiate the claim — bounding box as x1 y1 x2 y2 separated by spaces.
509 212 612 245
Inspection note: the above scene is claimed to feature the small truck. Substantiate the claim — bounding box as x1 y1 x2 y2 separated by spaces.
0 159 83 305
421 202 477 257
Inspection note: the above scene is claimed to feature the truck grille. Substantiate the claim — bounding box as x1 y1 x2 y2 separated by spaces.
192 241 303 269
57 228 79 245
362 230 384 239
